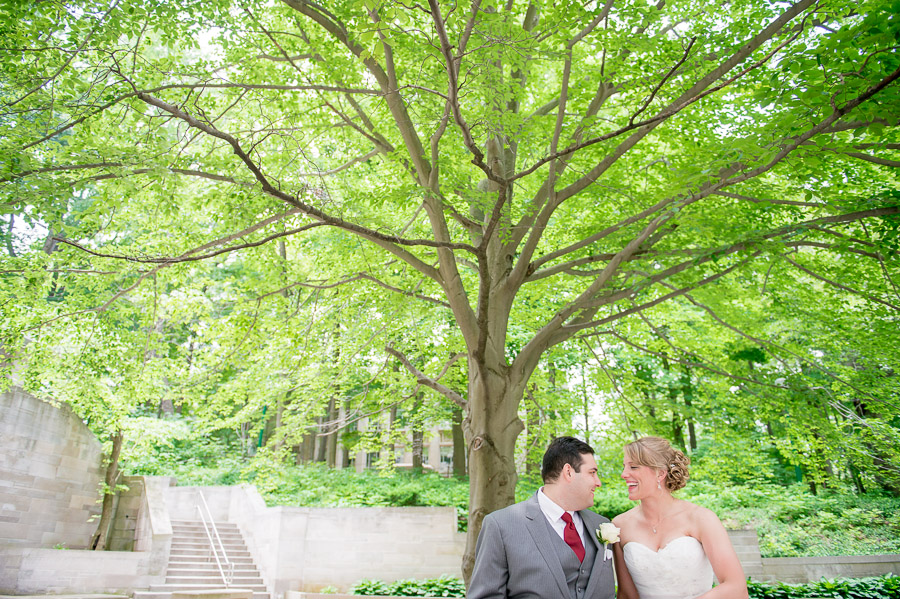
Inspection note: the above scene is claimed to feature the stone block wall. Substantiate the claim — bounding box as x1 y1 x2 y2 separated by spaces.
760 554 900 584
0 386 103 549
1 546 156 595
108 476 147 551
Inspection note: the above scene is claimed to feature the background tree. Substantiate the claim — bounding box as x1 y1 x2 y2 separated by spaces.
2 0 899 577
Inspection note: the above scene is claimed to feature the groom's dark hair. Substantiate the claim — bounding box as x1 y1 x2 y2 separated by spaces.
541 436 595 483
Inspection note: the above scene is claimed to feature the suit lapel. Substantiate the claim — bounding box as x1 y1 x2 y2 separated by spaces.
523 494 571 598
579 509 611 598
580 509 599 550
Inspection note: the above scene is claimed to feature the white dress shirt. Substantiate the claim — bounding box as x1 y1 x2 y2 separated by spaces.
537 487 586 546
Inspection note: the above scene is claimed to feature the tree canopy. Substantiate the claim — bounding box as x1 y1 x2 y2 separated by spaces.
2 0 899 577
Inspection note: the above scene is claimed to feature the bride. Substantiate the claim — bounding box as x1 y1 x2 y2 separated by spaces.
611 437 748 599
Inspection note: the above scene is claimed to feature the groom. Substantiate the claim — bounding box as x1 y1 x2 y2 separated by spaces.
468 436 616 599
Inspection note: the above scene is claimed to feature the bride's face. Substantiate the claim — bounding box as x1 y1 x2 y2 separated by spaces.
621 456 661 501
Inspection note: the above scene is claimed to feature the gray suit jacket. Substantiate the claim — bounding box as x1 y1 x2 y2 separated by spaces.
468 493 616 599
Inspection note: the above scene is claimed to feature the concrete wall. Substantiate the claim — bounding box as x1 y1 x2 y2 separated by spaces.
0 385 103 549
0 475 174 594
0 386 173 595
109 476 147 551
759 554 900 584
1 546 156 595
164 486 466 595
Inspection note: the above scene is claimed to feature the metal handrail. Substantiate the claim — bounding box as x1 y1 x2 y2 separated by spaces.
196 490 234 587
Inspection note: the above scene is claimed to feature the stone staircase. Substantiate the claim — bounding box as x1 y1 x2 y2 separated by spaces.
728 529 764 580
133 520 269 599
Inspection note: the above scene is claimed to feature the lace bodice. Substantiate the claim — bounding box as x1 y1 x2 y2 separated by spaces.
623 536 714 599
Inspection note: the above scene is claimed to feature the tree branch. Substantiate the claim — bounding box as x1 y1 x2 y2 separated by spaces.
55 221 325 265
781 254 900 311
385 346 467 408
134 92 470 270
843 151 900 169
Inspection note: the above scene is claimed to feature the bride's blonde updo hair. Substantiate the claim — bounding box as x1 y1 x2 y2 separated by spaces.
625 436 690 492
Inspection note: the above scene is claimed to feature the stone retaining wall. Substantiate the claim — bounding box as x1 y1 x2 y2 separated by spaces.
0 386 103 549
0 547 157 595
760 554 900 584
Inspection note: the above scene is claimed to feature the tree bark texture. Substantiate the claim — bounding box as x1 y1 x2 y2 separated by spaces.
90 429 124 551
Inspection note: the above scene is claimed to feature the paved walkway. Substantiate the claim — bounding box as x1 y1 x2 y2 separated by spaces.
0 595 129 599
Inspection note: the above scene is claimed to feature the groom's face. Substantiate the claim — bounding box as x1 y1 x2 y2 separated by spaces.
567 452 602 510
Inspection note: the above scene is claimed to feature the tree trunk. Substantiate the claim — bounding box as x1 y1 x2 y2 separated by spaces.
580 363 591 445
389 403 399 466
272 398 285 454
4 215 15 257
300 430 316 463
325 397 337 468
682 367 697 451
90 429 124 551
314 415 327 463
662 353 685 450
461 366 526 584
524 385 541 476
451 405 466 478
411 393 424 471
340 398 351 468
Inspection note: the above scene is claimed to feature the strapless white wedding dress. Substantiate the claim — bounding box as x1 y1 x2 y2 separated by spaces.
623 536 714 599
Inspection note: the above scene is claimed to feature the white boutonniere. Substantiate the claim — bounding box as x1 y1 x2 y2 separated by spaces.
596 522 620 561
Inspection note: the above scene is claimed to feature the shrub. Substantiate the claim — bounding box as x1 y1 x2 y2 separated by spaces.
349 575 465 597
748 574 900 598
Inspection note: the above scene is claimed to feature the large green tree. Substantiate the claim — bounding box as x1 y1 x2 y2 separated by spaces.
2 0 899 577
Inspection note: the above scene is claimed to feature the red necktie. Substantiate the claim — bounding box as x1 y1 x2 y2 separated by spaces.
561 512 585 563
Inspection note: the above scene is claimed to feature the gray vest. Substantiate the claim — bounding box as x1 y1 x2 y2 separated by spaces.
544 515 597 599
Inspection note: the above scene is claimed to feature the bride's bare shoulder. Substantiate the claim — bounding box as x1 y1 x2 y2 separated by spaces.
612 506 640 527
680 500 724 526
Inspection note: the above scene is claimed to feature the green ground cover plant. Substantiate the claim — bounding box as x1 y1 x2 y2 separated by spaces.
350 575 466 597
345 574 900 598
747 574 900 598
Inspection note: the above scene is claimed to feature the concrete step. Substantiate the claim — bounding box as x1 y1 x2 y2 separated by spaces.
163 578 265 587
172 526 241 537
170 542 250 552
149 584 268 593
172 534 244 545
166 567 263 576
171 523 240 529
171 523 241 532
171 537 247 545
170 540 247 547
167 557 257 566
135 591 269 599
170 539 247 545
169 551 252 560
171 537 247 544
163 570 264 579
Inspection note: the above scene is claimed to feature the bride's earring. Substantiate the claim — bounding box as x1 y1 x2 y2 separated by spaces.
657 478 662 490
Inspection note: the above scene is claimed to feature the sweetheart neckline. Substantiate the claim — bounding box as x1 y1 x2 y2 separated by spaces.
623 535 701 553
